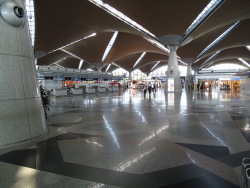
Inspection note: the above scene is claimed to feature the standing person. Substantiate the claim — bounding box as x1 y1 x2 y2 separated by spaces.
148 82 152 95
143 83 147 97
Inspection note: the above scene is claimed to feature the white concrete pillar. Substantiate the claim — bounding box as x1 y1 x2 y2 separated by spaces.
165 45 182 93
0 0 47 149
129 72 132 80
185 62 193 90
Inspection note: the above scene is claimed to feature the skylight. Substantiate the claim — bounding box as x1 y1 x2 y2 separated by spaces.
89 0 156 39
200 50 221 68
25 0 35 46
197 21 241 59
179 0 224 44
49 33 96 54
238 58 250 68
133 52 146 68
60 49 83 60
102 31 118 62
49 58 66 66
144 38 170 53
78 60 84 69
150 61 160 71
105 64 111 72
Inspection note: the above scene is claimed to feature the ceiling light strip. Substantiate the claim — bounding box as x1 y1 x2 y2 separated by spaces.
197 21 241 59
25 0 35 46
179 0 224 45
246 46 250 51
133 52 146 68
89 0 156 39
102 31 118 63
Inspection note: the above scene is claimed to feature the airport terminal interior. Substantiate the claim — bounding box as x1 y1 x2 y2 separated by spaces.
1 0 250 187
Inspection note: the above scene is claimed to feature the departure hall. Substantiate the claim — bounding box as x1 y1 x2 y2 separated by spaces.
1 0 250 187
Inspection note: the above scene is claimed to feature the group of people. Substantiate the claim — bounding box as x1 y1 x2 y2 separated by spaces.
143 82 156 97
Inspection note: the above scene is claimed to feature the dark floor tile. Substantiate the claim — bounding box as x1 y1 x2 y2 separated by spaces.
56 133 101 140
177 143 230 158
231 115 246 120
241 132 250 143
215 150 250 167
145 164 208 186
0 149 36 168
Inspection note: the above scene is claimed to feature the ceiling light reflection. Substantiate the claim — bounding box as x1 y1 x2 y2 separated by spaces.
114 148 156 171
138 124 169 146
103 115 120 149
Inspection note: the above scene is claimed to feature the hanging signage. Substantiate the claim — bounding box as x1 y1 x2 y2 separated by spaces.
168 78 174 92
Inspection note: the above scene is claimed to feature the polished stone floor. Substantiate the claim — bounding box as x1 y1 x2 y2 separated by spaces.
1 88 250 187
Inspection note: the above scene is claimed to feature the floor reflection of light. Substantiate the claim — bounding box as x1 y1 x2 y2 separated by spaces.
90 148 155 188
134 108 148 124
187 153 196 164
103 116 120 149
113 148 156 171
180 93 187 107
168 93 175 106
138 124 169 146
201 123 227 147
243 123 250 130
85 139 104 148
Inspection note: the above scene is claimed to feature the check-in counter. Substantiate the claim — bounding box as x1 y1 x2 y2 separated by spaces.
112 86 119 92
52 89 67 96
98 87 106 93
86 87 96 94
107 86 119 92
71 88 83 94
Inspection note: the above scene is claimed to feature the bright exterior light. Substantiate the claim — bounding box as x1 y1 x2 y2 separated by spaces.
25 0 35 46
133 52 146 68
197 21 241 59
102 31 118 62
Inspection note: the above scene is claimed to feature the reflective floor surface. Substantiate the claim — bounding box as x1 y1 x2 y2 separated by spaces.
1 89 250 187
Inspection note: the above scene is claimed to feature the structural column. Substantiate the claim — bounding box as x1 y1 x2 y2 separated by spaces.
165 45 182 92
184 59 194 90
0 0 47 148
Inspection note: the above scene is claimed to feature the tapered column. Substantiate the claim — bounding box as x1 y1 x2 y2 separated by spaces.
183 58 194 90
0 0 47 148
165 45 182 92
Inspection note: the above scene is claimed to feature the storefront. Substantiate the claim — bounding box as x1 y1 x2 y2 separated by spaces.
194 75 241 91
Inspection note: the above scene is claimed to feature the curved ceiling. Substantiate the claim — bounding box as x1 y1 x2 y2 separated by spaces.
34 0 250 74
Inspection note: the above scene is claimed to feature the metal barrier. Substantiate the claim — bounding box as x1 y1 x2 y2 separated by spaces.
242 158 250 188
